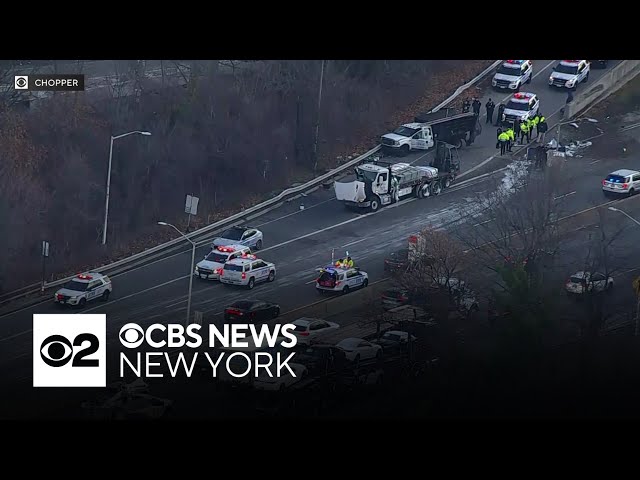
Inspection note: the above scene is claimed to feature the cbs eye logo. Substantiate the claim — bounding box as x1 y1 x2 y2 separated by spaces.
119 323 145 348
33 314 106 387
40 333 99 368
14 76 28 89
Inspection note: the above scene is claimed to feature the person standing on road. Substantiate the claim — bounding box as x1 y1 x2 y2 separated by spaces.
520 121 530 143
566 91 574 104
506 127 515 152
496 103 505 126
485 99 495 124
472 97 481 116
538 116 548 142
498 131 509 155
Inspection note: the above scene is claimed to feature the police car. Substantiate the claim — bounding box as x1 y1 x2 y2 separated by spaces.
602 169 640 197
503 92 540 123
549 60 590 90
219 254 276 289
54 272 112 307
194 244 251 280
315 265 369 294
492 60 533 90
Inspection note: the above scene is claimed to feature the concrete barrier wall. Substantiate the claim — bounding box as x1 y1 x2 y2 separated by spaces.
566 60 640 118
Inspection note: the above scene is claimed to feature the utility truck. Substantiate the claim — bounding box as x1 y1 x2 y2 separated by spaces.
334 142 460 212
380 109 480 155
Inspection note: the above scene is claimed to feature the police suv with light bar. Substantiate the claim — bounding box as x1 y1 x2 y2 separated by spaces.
503 92 540 123
315 265 369 294
54 272 112 307
219 254 276 289
492 60 533 90
549 60 590 90
195 244 251 280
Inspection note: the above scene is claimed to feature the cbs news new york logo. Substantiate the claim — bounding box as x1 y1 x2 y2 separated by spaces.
33 314 106 387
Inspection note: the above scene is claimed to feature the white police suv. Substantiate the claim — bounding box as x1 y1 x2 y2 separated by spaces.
219 254 276 289
194 244 251 280
54 272 112 307
492 60 533 90
549 60 590 90
602 169 640 197
315 265 369 294
503 92 540 123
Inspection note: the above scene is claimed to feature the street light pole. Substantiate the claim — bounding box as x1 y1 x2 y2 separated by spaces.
102 130 152 245
313 60 326 174
158 222 196 325
608 206 640 335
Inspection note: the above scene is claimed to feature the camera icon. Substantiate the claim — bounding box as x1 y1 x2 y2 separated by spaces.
14 75 28 90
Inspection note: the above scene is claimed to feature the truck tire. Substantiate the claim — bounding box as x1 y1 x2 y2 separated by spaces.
370 196 380 212
417 183 430 198
444 176 452 189
454 138 464 149
400 145 410 156
431 181 442 196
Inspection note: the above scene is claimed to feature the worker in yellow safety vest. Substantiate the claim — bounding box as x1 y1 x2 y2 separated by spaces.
520 121 530 144
531 115 540 138
506 127 515 152
498 131 509 155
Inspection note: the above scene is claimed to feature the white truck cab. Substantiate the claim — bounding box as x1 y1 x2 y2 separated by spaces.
492 60 533 90
380 123 435 155
219 254 276 289
503 92 540 123
549 60 590 90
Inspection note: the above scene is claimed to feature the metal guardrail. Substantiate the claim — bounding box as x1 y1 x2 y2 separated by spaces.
0 60 502 307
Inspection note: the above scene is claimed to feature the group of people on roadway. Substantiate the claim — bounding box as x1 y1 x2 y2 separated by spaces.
495 113 548 155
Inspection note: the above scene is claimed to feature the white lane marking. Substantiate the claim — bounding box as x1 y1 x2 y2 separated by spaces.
341 237 369 248
83 275 189 312
305 280 316 285
473 219 492 227
590 160 600 165
555 191 577 200
0 328 32 344
164 299 187 308
255 197 336 227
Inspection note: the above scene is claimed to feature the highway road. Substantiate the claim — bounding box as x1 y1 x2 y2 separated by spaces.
0 59 627 418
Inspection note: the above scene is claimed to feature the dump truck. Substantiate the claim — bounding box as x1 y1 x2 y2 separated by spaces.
334 142 460 212
380 108 481 156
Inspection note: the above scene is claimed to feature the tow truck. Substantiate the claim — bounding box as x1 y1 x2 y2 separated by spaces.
381 108 480 155
334 142 460 212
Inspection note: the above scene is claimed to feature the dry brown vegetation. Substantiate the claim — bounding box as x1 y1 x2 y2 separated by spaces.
0 60 493 292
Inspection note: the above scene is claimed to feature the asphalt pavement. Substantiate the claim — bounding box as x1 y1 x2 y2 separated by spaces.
0 59 625 416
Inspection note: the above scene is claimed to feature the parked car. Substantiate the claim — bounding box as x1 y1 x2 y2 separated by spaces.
294 344 348 375
335 338 383 363
224 299 280 323
375 330 417 355
565 271 614 295
213 226 264 250
433 277 479 314
290 318 340 345
253 363 308 392
384 249 409 272
381 287 412 310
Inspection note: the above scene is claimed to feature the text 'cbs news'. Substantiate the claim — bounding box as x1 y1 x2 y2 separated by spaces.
33 314 299 388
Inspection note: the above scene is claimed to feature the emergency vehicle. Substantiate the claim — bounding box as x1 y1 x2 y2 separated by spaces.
219 254 276 289
602 169 640 197
315 264 369 294
548 60 590 90
503 92 540 124
491 60 533 90
54 272 112 307
194 244 251 280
